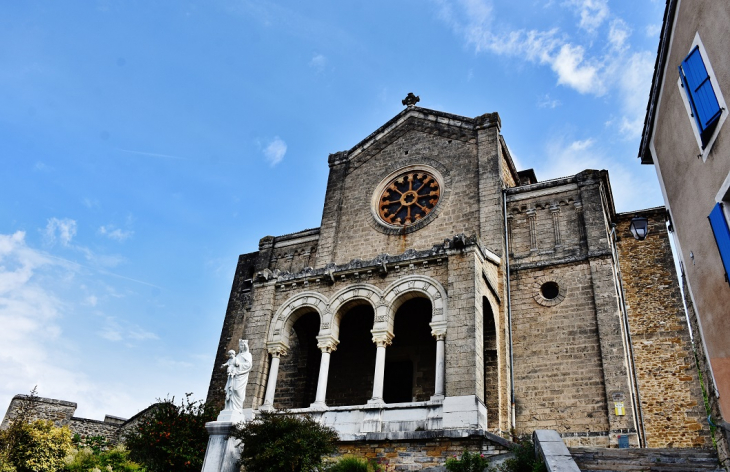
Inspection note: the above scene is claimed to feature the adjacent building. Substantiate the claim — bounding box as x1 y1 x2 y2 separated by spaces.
639 0 730 460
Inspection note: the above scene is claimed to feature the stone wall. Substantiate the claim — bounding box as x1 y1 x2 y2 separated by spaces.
616 208 711 448
1 395 159 444
331 433 510 471
510 262 611 445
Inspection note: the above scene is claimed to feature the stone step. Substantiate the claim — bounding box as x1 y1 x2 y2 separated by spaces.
569 447 722 472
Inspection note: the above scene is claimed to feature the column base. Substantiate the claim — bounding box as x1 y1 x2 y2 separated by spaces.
309 401 328 411
366 398 385 407
258 403 274 412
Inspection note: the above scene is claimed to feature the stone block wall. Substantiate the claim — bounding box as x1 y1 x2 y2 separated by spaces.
332 433 510 471
1 395 160 444
616 208 711 448
510 262 610 445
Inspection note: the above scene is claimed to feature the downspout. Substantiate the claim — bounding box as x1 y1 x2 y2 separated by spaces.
503 189 516 434
610 224 647 447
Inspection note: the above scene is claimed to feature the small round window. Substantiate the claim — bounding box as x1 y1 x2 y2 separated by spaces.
540 281 560 300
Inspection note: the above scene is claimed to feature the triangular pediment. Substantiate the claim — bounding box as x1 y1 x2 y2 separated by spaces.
328 106 500 170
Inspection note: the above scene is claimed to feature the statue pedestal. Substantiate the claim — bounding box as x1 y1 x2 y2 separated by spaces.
201 409 254 472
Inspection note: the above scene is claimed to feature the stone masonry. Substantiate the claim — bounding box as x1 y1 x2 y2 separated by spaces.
206 104 710 456
1 394 158 444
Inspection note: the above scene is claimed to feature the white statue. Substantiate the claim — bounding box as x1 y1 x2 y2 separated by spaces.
221 339 252 412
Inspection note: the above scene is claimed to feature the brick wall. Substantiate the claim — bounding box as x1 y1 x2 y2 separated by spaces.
616 208 711 448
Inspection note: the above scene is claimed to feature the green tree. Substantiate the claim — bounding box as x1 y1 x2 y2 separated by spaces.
232 410 339 472
327 456 382 472
125 394 215 472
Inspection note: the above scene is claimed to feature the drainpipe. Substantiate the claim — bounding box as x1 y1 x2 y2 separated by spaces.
610 224 647 448
503 189 516 433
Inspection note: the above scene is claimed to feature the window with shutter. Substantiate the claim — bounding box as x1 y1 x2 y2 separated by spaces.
679 46 723 148
708 202 730 284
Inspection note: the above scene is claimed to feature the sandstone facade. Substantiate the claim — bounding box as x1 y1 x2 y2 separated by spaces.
207 104 709 450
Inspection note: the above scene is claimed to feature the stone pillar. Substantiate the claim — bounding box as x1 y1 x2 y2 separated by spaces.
430 322 447 401
433 334 446 400
550 204 561 247
527 208 537 251
311 336 339 410
368 332 393 405
260 344 287 411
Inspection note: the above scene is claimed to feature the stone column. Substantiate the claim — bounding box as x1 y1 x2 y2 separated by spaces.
311 336 339 410
260 344 287 411
433 333 446 400
430 321 447 401
368 332 393 405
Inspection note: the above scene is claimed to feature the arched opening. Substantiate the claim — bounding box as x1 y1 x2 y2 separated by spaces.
384 297 435 403
327 303 376 406
483 297 498 426
274 310 321 409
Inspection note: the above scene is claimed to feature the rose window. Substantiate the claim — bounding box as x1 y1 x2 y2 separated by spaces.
378 171 441 226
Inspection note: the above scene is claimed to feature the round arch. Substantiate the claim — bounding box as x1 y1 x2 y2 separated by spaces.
326 284 383 341
268 291 328 350
381 275 448 336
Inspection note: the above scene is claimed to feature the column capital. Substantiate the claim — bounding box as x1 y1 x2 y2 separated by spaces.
266 341 288 358
371 330 394 347
316 334 339 353
430 320 448 340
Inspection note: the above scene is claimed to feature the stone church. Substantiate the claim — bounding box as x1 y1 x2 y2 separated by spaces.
206 99 710 464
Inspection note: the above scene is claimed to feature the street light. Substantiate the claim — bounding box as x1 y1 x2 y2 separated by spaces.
629 217 649 241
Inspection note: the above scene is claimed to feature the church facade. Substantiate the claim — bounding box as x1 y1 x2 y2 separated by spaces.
207 102 709 453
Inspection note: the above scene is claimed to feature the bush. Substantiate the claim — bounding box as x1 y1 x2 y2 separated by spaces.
232 410 339 472
1 420 72 472
0 388 73 472
125 394 215 472
497 437 545 472
327 456 382 472
63 438 143 472
445 450 492 472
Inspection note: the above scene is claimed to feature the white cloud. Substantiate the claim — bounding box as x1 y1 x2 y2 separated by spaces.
551 44 603 94
84 295 98 307
44 218 77 246
564 0 609 33
309 53 327 72
99 316 158 343
537 94 561 108
435 0 654 135
263 137 287 166
536 135 654 211
645 23 661 38
33 162 51 172
99 225 134 242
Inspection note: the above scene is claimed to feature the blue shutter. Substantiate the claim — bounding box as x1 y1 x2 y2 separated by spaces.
708 203 730 282
679 46 722 147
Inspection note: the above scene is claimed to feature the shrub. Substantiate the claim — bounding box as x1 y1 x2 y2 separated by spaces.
497 437 545 472
63 441 143 472
445 450 492 472
232 410 339 472
125 394 215 472
327 456 382 472
0 388 73 472
2 420 72 472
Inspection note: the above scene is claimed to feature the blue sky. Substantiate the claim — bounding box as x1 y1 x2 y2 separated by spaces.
1 0 666 420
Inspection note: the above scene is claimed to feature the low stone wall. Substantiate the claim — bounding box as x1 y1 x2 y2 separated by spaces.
1 394 159 444
331 431 511 471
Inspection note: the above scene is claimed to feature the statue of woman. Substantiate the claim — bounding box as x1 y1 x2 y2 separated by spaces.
221 339 253 412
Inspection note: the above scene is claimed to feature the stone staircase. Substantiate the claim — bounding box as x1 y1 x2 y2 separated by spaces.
569 447 724 472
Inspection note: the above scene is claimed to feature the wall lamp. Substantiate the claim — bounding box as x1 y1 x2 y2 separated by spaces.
629 217 649 241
